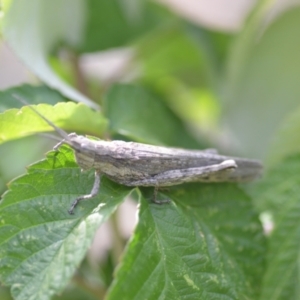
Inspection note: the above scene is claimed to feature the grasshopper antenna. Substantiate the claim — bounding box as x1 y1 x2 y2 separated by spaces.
38 133 64 142
12 93 70 140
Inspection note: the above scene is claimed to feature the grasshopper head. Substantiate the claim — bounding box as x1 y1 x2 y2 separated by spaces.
64 133 96 170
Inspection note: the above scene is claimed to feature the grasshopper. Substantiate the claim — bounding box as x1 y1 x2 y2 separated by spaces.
14 95 263 214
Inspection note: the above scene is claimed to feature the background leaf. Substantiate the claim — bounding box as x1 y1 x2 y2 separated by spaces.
266 106 300 166
1 0 98 109
0 85 66 112
254 155 300 300
81 0 170 52
104 84 204 148
138 24 231 89
0 145 132 300
222 7 300 159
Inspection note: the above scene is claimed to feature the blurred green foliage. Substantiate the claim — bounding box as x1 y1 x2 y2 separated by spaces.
1 0 300 299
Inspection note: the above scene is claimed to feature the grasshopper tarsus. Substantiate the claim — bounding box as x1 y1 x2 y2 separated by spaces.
151 186 171 205
68 197 82 214
152 198 171 205
68 208 75 215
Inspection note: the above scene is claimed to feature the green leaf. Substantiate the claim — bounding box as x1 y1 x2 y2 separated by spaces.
0 136 54 197
266 105 300 166
0 285 13 300
0 145 132 300
0 101 107 144
81 0 171 52
0 85 66 112
0 85 74 196
104 84 202 148
254 155 300 300
107 184 266 299
222 6 300 158
1 0 98 109
139 24 231 89
138 26 205 85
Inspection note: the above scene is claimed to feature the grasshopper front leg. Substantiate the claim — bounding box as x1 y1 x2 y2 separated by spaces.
68 170 101 214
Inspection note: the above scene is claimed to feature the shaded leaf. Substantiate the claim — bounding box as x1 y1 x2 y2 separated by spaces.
138 25 205 86
104 84 202 148
139 23 232 89
0 85 66 112
108 184 265 299
254 155 300 300
81 0 171 52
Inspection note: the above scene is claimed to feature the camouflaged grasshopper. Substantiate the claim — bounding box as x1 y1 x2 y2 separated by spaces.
15 95 263 214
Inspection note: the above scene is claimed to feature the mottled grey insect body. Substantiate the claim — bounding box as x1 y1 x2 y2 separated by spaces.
60 133 262 187
14 95 263 214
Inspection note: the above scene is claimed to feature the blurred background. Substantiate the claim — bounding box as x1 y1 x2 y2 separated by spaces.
1 0 300 298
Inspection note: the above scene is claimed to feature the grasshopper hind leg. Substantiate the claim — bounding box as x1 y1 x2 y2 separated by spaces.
131 160 237 187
